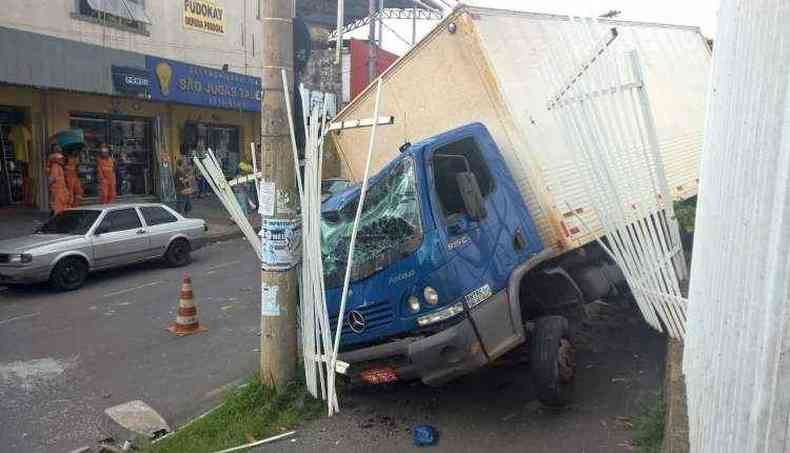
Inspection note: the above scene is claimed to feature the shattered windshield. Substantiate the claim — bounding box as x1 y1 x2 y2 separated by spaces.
321 157 422 288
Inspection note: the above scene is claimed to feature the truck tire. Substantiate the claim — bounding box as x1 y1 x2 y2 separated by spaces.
530 315 575 406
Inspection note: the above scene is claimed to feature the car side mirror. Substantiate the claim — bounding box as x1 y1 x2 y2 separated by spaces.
456 171 487 221
94 226 109 236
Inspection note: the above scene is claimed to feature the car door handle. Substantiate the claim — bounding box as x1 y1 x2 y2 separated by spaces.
136 229 146 235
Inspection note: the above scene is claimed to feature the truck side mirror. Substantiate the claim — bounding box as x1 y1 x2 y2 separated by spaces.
456 171 487 221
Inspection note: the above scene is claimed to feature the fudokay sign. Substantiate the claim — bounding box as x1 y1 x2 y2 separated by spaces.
183 0 225 35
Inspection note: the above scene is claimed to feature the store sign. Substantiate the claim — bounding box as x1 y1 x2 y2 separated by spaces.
111 66 150 97
146 56 262 112
183 0 225 35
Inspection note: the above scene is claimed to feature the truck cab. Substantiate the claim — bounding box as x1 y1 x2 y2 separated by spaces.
322 123 578 405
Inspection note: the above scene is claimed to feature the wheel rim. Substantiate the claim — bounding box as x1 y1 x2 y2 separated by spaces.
172 243 187 263
62 262 83 285
558 338 575 383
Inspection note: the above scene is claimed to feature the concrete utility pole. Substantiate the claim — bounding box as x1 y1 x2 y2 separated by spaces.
259 0 298 388
368 0 377 82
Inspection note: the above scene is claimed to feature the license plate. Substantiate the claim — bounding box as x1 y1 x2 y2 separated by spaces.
359 367 399 384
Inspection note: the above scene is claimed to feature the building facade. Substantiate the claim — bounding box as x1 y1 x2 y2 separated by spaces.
0 0 264 211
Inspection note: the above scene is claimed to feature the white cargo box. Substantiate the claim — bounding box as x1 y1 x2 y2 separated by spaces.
329 6 710 256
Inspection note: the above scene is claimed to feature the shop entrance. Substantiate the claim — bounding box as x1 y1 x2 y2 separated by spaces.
183 121 240 178
0 106 33 208
70 113 155 202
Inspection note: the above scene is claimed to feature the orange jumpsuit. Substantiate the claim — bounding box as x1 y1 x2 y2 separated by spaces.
48 162 71 215
97 156 116 204
64 156 83 208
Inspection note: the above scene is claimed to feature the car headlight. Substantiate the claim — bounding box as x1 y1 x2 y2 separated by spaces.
417 302 464 326
7 254 33 264
423 286 439 305
407 296 421 313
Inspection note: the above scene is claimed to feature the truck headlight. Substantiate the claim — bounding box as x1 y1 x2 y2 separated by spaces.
7 254 33 264
417 302 464 326
423 286 439 305
407 296 421 313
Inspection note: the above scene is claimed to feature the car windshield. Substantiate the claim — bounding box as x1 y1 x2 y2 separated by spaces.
36 210 101 235
321 157 422 288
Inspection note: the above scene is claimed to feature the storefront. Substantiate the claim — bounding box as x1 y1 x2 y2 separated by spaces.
70 113 154 200
0 106 32 208
0 26 263 213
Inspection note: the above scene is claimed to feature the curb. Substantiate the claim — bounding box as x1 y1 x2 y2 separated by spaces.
662 338 689 453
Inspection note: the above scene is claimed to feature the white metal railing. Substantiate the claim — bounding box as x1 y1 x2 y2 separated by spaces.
539 17 688 340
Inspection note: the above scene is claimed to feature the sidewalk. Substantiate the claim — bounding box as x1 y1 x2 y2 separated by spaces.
0 195 254 243
188 195 260 242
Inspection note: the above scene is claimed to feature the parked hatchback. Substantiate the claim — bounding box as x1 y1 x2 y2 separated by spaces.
0 203 207 290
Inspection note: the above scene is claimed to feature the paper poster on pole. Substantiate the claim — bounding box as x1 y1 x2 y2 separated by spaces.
260 218 302 271
261 283 280 316
258 181 275 216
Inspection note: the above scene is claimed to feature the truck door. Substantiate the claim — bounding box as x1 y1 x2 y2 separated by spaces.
428 133 536 360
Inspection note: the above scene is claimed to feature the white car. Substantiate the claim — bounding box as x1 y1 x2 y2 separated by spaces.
0 203 207 290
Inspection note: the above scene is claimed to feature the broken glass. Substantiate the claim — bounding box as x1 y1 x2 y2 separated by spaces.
321 156 422 288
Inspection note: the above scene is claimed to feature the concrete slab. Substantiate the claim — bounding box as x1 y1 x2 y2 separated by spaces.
104 400 171 438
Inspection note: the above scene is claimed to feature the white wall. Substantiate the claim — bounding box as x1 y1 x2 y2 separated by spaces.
0 0 264 77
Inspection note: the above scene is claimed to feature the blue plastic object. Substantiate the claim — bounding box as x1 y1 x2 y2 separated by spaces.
414 425 437 446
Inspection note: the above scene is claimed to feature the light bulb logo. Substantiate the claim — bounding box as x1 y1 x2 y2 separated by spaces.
155 62 173 96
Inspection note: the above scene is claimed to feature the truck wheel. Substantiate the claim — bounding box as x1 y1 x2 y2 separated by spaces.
50 257 88 291
165 239 191 267
530 316 575 406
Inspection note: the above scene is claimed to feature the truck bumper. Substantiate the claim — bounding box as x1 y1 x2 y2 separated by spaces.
339 289 520 387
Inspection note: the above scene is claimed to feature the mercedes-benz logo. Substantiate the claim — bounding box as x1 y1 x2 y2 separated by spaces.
347 310 367 333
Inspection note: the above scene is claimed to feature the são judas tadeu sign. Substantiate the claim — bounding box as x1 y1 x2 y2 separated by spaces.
184 0 224 35
146 56 262 112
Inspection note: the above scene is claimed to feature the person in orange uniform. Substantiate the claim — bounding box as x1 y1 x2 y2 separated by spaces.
96 144 116 204
48 152 71 216
64 151 83 208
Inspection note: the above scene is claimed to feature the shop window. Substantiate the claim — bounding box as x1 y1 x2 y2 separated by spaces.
70 114 154 200
141 206 177 226
74 0 151 34
182 122 241 178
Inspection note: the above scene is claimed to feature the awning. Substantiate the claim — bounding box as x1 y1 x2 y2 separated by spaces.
86 0 152 24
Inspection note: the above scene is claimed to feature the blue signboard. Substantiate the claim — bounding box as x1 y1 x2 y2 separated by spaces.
112 65 150 97
146 56 262 112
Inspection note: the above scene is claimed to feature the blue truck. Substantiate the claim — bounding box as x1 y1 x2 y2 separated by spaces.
322 123 626 405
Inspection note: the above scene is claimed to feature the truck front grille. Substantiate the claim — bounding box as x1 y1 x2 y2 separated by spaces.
330 299 393 336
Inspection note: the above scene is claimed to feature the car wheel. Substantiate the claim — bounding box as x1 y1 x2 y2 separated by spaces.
165 239 191 267
530 315 576 407
50 257 88 291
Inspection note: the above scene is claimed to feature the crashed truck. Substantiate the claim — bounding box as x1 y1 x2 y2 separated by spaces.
321 6 710 405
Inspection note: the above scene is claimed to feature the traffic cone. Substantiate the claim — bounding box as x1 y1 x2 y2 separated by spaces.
167 273 207 336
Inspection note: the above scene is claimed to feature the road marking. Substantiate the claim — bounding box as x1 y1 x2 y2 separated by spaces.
0 312 39 325
102 281 164 298
205 260 241 274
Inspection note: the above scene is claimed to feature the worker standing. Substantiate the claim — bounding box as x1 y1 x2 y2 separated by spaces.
64 151 83 208
97 144 116 204
48 152 70 216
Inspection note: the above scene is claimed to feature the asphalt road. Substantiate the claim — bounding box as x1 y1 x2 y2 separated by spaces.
0 238 261 453
256 297 666 453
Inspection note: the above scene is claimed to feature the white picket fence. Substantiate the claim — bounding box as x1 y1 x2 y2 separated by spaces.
683 1 790 451
539 17 688 340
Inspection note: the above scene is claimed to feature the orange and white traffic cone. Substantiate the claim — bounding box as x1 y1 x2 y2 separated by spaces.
167 273 207 336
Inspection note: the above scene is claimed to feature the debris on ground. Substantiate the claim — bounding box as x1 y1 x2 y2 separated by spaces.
413 425 438 447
